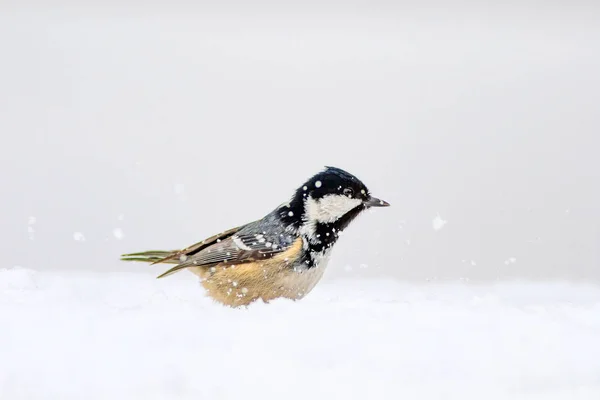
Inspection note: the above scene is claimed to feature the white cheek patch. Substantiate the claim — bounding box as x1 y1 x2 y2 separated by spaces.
304 195 362 224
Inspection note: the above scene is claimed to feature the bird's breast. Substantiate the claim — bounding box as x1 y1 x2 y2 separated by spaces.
191 239 332 307
278 253 330 297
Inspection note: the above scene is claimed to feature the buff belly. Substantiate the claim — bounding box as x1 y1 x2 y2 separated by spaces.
188 239 330 307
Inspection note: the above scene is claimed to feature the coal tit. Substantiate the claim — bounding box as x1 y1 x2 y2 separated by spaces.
121 166 390 307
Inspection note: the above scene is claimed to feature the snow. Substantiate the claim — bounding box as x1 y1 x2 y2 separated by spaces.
2 267 600 400
72 232 85 242
432 213 447 231
112 228 124 240
27 217 36 240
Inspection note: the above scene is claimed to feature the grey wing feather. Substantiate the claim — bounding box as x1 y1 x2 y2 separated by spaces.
155 210 298 279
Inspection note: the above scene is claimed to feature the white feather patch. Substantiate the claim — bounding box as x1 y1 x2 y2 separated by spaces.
304 195 362 224
232 236 252 251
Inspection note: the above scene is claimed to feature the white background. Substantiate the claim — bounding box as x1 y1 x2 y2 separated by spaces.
1 1 599 282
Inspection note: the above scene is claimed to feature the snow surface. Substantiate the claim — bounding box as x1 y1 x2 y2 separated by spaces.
2 267 600 400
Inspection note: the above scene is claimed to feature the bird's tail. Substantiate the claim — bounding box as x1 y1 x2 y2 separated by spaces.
120 250 181 265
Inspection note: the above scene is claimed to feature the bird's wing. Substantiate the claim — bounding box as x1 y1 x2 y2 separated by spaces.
120 224 248 266
154 214 298 278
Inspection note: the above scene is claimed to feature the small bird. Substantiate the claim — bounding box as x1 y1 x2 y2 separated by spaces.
121 166 389 307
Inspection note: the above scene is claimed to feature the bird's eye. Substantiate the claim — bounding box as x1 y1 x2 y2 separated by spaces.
343 188 354 197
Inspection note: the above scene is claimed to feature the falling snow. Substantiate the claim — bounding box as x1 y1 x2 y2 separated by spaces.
315 180 322 188
432 213 447 231
112 228 124 240
174 183 185 195
27 216 36 240
73 232 85 242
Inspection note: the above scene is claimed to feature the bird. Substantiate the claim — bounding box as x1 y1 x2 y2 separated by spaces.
120 166 390 307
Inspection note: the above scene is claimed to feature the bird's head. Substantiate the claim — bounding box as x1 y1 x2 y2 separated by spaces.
279 166 389 236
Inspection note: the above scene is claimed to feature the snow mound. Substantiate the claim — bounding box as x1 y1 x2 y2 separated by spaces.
1 268 600 400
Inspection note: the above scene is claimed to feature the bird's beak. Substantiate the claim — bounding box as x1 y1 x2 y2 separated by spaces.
364 196 390 208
